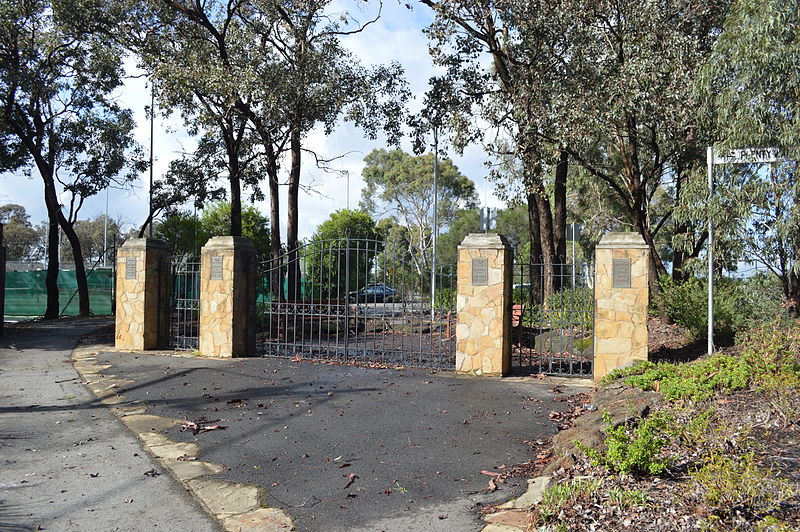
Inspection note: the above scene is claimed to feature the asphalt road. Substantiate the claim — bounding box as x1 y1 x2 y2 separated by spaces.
0 319 219 532
95 350 585 531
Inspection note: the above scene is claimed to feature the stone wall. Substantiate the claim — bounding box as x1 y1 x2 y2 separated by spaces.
455 233 513 376
593 232 649 381
198 236 257 358
115 238 171 350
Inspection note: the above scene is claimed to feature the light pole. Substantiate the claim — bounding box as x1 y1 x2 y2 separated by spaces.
430 126 439 321
103 186 109 267
148 85 155 238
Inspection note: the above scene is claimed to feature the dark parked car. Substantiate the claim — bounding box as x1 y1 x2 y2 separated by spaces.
348 284 397 303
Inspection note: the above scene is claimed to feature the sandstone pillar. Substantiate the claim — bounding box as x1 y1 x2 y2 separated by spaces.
455 233 513 376
0 224 5 336
115 238 171 350
593 232 649 381
198 236 257 358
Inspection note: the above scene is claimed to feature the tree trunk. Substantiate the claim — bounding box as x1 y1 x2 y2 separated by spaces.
534 186 556 302
44 210 60 319
263 146 283 300
286 127 301 301
229 157 243 237
553 149 568 290
526 192 543 306
632 209 667 296
59 216 90 317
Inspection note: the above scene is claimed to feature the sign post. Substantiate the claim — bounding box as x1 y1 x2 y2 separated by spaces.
706 146 784 356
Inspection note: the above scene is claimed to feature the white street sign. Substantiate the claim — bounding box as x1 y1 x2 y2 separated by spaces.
712 147 784 165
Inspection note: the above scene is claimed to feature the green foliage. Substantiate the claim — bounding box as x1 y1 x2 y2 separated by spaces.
360 148 477 273
198 201 271 254
606 487 649 508
604 322 800 401
304 210 382 299
691 452 795 517
156 202 270 257
656 274 791 339
538 478 602 522
576 411 672 475
0 204 41 261
656 276 751 339
155 211 203 258
513 285 593 329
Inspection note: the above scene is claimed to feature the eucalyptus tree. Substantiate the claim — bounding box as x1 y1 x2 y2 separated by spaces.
240 0 409 299
699 0 800 313
135 0 408 300
422 0 725 293
554 0 724 290
0 0 143 317
132 0 275 242
421 0 569 290
360 148 478 275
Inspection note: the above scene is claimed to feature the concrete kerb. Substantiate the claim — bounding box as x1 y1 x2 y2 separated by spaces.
70 342 295 532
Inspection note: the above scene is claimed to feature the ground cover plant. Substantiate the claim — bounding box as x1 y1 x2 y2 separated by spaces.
526 320 800 531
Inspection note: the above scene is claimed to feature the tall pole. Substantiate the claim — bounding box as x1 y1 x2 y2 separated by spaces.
103 186 109 267
430 126 439 321
148 86 154 238
346 171 350 210
707 146 714 356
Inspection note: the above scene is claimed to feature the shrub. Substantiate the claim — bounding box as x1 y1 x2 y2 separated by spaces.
576 411 672 475
603 321 800 402
538 478 601 522
606 487 649 508
656 276 751 339
691 452 795 517
513 285 593 329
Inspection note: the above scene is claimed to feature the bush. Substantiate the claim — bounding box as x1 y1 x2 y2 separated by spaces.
691 452 795 517
538 478 601 522
576 411 672 475
513 285 593 329
656 276 749 339
655 275 792 340
605 321 800 402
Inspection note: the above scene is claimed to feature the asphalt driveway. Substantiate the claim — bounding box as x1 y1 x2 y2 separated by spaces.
94 350 586 531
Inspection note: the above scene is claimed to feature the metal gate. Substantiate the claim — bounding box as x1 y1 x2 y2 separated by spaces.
257 238 456 369
169 256 200 350
511 260 594 376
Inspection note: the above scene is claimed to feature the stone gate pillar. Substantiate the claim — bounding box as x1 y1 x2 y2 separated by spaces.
0 223 5 337
198 236 257 358
115 238 171 350
593 232 649 381
455 233 513 376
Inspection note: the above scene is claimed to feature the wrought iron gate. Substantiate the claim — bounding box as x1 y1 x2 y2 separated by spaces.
169 256 200 350
511 259 594 376
257 238 456 369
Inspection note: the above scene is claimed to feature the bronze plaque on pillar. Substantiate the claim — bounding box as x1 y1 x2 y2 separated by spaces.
471 257 488 286
125 257 136 280
612 258 632 288
210 256 223 280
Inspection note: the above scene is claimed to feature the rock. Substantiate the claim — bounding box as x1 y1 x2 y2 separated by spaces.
483 509 531 528
497 476 552 510
540 454 577 476
552 426 604 457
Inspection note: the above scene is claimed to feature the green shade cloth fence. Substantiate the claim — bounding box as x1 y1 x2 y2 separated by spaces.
4 268 114 319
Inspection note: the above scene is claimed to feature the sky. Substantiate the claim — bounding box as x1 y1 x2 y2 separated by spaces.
0 1 503 242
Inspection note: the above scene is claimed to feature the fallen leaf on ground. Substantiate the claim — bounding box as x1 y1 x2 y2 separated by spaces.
343 473 358 489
